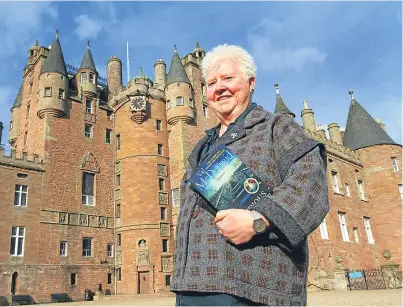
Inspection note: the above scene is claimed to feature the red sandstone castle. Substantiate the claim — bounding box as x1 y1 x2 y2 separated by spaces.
0 31 401 303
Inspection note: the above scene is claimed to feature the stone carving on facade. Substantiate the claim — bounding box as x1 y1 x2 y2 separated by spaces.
80 152 100 173
80 214 88 226
68 213 79 225
162 257 172 272
98 216 107 227
157 164 167 177
137 250 150 266
59 212 67 224
116 250 122 265
160 223 170 236
159 192 168 205
138 239 147 249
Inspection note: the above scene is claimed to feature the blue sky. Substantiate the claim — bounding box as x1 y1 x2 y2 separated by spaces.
0 1 401 146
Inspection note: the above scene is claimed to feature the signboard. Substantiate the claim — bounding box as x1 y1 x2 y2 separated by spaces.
348 271 363 278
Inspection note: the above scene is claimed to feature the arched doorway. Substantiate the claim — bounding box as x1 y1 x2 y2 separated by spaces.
11 272 18 295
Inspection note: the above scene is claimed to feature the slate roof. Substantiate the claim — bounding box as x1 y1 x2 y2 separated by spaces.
273 84 295 117
79 42 97 71
41 31 67 76
343 97 398 150
11 83 23 110
166 47 190 87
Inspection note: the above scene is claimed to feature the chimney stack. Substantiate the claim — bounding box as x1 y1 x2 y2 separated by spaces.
316 125 327 139
301 100 316 131
327 123 343 144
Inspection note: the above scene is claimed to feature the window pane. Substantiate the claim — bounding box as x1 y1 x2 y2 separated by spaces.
21 193 27 206
19 228 24 236
10 238 16 255
17 238 23 255
82 173 95 196
12 227 17 236
21 186 28 192
14 192 20 206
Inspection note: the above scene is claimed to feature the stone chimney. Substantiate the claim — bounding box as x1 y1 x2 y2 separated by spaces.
301 100 316 131
316 125 327 139
340 127 345 143
327 123 343 144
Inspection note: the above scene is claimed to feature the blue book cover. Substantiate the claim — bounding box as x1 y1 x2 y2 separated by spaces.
188 144 272 212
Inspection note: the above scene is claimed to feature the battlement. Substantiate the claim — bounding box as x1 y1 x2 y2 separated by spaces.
0 147 45 172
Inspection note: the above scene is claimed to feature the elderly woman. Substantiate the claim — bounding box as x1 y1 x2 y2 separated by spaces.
171 45 329 306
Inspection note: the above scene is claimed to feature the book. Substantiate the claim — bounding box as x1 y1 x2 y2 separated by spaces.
187 144 272 213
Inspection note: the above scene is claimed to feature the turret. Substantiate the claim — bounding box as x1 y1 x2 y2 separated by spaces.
107 56 122 95
154 59 166 90
327 123 343 145
37 30 68 119
316 125 327 139
77 41 98 98
273 84 295 118
165 45 194 125
301 100 316 132
192 42 205 65
9 84 23 146
27 40 39 70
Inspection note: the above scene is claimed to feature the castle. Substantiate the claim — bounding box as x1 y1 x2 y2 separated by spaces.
0 31 401 303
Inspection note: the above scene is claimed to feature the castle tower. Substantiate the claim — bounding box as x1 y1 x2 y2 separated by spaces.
327 123 343 144
27 40 39 71
107 56 122 95
77 41 98 99
273 84 295 117
165 45 193 125
344 89 402 264
154 59 166 90
301 99 316 132
8 84 23 147
191 42 205 65
37 30 68 119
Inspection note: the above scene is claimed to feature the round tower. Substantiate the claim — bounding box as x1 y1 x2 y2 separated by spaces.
107 56 122 95
192 42 205 64
77 41 98 98
37 30 68 119
154 59 166 90
27 40 39 70
165 46 194 125
301 100 316 132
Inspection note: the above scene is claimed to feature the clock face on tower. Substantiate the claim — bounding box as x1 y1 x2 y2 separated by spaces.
130 96 147 112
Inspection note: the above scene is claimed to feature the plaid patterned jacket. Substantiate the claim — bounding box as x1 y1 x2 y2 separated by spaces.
170 106 329 305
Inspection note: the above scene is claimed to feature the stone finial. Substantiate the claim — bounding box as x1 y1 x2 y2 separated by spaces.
303 99 309 109
87 40 90 48
349 89 354 100
196 42 200 48
174 44 177 52
55 29 59 39
35 40 38 46
376 117 381 123
274 83 279 94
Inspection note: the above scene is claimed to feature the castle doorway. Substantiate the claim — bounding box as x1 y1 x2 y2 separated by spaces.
138 272 151 294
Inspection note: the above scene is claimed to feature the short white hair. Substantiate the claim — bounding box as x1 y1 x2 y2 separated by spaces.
201 44 257 81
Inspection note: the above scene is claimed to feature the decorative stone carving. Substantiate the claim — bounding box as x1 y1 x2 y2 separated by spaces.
137 250 150 266
116 250 122 265
115 161 121 172
115 189 121 200
157 164 167 177
99 216 107 227
159 192 168 205
162 257 172 272
80 152 100 172
138 239 147 249
160 223 170 236
383 249 392 260
59 212 67 224
68 213 79 225
80 214 88 226
89 215 98 227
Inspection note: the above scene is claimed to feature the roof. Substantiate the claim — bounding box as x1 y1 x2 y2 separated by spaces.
166 46 190 87
41 31 67 76
273 84 295 117
79 42 97 71
11 83 23 110
343 97 397 150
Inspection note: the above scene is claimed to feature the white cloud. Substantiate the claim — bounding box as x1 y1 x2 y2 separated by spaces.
74 14 103 40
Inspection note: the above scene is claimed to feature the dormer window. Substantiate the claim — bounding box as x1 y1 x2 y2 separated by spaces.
44 87 51 97
81 72 87 83
89 73 95 84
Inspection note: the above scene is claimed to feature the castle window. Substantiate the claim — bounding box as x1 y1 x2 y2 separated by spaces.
116 203 121 218
9 121 13 130
105 129 112 144
58 89 65 100
26 104 30 119
70 273 77 286
14 185 28 207
166 100 171 110
319 218 329 240
203 104 208 118
29 83 32 95
117 233 121 247
44 87 51 97
107 273 112 285
23 131 28 146
159 178 165 191
89 73 95 84
363 217 374 244
162 239 168 252
158 144 163 155
107 243 114 258
116 134 121 151
82 237 93 257
156 120 162 131
392 157 399 172
338 212 350 242
358 180 365 200
81 72 87 83
353 227 359 243
84 124 92 138
10 226 25 256
82 172 95 206
165 275 171 286
172 189 180 207
201 84 205 96
331 171 340 193
176 96 184 106
188 98 194 108
60 241 67 256
160 207 166 220
345 184 351 197
85 98 92 113
116 174 120 186
399 184 403 200
116 268 121 281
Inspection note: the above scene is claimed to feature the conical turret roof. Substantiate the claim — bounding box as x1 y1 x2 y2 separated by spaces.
273 84 295 117
11 83 23 110
79 41 97 72
343 90 397 150
41 30 67 76
166 45 190 87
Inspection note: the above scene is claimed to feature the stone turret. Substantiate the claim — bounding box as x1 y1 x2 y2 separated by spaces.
316 125 327 139
77 41 98 98
27 40 39 71
327 123 343 145
154 59 166 90
165 45 194 125
37 30 68 119
301 100 316 132
9 84 23 146
107 56 122 96
273 84 295 118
